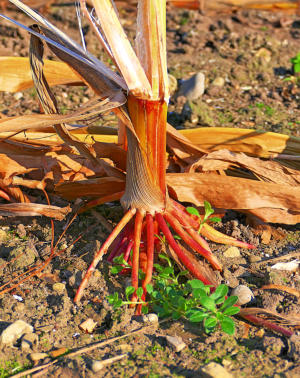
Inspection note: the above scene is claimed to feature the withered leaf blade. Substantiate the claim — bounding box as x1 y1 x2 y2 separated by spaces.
180 127 300 162
167 172 300 224
188 149 300 186
0 56 83 93
170 0 300 13
0 93 125 134
166 123 206 162
55 177 125 200
0 203 70 220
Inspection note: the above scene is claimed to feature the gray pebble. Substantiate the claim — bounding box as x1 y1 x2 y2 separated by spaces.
177 72 205 100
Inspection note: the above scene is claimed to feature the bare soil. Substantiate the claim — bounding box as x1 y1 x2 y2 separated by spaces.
0 2 299 377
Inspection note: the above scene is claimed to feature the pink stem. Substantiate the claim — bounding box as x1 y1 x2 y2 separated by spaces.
169 207 211 252
169 199 199 229
107 232 128 262
74 208 136 303
156 213 213 286
164 212 222 271
240 314 293 337
124 240 134 262
131 210 144 304
143 213 155 288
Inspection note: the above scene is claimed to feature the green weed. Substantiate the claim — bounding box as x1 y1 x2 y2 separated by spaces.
186 200 221 233
108 254 239 335
291 52 300 74
0 360 30 378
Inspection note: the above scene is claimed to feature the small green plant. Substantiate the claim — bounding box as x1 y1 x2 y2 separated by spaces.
291 52 300 74
186 201 221 233
108 254 239 335
254 102 274 117
0 360 30 378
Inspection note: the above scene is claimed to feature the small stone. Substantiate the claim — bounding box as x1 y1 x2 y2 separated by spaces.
17 224 26 238
168 74 178 95
21 332 38 350
21 340 31 351
0 320 33 346
0 229 7 242
165 335 186 352
142 313 159 324
116 344 132 353
231 285 254 306
249 255 261 263
12 302 25 312
212 77 225 87
263 336 285 356
255 48 271 63
13 92 23 100
201 362 233 378
287 334 300 361
256 328 265 338
177 72 205 100
79 318 97 333
92 360 104 373
224 247 240 258
52 282 66 294
30 352 48 362
271 260 299 272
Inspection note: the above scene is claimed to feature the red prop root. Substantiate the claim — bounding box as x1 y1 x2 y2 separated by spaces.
74 201 253 303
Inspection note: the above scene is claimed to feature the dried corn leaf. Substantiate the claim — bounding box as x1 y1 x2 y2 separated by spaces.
0 203 70 220
167 172 300 224
188 149 300 186
0 93 125 133
0 56 83 93
170 0 300 12
180 127 300 160
166 123 206 162
55 177 125 200
261 284 300 298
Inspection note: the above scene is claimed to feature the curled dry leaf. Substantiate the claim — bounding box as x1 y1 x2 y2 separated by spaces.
180 127 300 170
0 56 83 92
167 172 300 224
187 149 300 186
261 284 300 298
0 203 70 220
170 0 300 13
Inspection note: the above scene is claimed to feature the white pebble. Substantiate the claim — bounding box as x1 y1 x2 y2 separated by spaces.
142 313 158 324
13 92 23 100
231 285 254 306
